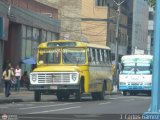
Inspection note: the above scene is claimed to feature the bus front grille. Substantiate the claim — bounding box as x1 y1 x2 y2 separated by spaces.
37 73 71 84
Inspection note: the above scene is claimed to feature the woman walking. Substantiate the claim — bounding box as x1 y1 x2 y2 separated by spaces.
2 66 14 97
15 65 22 91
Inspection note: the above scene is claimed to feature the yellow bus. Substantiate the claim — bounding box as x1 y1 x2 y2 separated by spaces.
30 40 113 101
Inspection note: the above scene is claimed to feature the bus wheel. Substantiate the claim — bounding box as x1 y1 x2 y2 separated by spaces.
75 91 81 101
122 91 127 96
99 84 105 100
91 93 98 100
75 85 82 101
147 91 151 96
34 91 41 102
57 92 63 101
63 94 70 101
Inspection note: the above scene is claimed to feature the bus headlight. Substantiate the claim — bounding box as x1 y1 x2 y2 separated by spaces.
32 74 37 82
71 73 77 81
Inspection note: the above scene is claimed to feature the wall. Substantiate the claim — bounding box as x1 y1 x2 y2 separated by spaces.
5 0 58 19
132 0 149 54
81 0 108 45
108 7 128 56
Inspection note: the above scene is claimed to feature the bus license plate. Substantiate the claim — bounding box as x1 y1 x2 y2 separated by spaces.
50 86 57 89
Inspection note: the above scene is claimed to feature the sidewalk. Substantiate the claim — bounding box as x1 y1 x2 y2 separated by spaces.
0 89 34 104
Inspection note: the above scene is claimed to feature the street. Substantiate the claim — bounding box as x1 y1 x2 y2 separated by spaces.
0 94 151 119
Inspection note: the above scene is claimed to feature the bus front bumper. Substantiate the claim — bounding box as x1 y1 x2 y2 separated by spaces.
119 85 152 91
29 84 79 91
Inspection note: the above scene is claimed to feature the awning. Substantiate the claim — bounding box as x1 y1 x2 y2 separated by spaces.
21 57 36 64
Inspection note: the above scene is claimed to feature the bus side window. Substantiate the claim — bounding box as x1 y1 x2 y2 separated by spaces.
99 49 103 64
96 49 100 65
88 48 92 63
89 48 95 65
108 50 111 64
92 48 96 64
101 49 105 64
107 50 110 64
104 50 107 64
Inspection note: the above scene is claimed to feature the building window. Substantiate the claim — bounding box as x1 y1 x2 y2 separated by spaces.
21 25 26 58
47 32 52 41
96 0 108 6
42 30 47 42
33 28 40 41
149 12 154 20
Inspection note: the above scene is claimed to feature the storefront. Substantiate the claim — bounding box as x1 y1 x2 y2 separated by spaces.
0 1 60 78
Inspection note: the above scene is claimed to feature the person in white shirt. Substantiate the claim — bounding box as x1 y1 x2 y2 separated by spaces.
15 65 21 91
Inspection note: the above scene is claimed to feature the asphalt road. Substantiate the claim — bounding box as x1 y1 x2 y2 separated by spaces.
0 94 151 120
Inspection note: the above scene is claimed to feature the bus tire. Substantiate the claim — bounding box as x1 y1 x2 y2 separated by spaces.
34 91 41 102
99 83 105 100
75 84 82 101
75 91 81 101
57 92 63 101
91 93 98 100
147 91 151 96
63 93 70 101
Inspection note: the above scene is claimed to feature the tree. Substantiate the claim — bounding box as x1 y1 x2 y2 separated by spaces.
145 0 156 7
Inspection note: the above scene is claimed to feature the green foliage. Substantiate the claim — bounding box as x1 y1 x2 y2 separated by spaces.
145 0 156 7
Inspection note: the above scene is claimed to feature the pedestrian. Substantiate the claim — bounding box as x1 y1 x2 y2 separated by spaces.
21 71 30 90
15 65 22 91
8 63 14 72
8 63 16 89
2 66 14 97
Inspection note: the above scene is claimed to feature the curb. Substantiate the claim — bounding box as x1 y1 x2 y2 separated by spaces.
0 99 23 104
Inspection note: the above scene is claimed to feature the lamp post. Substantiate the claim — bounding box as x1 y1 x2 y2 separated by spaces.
146 0 160 114
113 0 125 90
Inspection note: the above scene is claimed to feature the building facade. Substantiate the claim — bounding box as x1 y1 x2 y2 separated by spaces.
36 0 82 40
130 0 149 54
81 0 128 60
0 0 60 90
39 0 128 60
147 6 154 55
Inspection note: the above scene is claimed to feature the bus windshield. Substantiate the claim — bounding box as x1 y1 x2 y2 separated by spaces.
136 64 151 74
121 63 152 75
38 48 61 64
38 48 86 64
62 48 86 64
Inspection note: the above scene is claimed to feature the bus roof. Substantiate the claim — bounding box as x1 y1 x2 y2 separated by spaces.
121 55 153 61
38 40 110 50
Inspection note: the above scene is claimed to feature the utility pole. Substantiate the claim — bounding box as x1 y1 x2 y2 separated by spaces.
113 0 125 90
145 0 160 114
